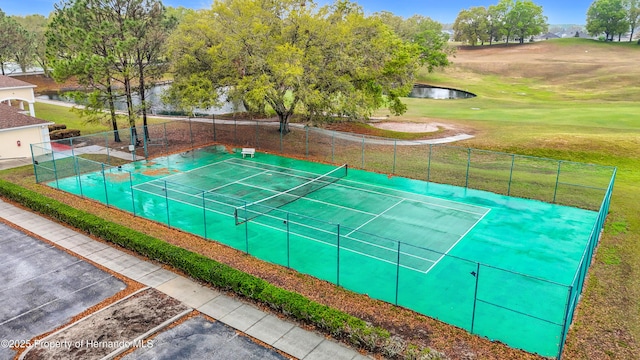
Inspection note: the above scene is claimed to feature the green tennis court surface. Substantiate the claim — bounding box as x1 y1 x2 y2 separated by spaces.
47 146 598 357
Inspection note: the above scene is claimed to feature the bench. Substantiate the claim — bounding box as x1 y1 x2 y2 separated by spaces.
241 148 255 158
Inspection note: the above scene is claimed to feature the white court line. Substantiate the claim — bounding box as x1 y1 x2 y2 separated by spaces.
130 186 436 273
424 209 492 275
223 158 489 216
206 170 270 193
345 199 405 237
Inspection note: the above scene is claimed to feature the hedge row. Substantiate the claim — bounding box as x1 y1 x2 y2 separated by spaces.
0 180 445 358
50 129 81 140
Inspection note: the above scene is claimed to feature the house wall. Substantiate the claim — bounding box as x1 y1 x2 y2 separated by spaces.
0 126 50 159
0 87 35 103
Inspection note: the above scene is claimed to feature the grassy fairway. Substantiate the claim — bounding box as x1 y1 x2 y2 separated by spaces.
378 38 639 359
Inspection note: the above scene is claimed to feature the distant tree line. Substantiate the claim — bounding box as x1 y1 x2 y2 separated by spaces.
0 10 48 75
452 0 548 46
587 0 639 42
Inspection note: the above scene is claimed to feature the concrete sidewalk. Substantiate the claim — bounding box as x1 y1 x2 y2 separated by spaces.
0 199 369 360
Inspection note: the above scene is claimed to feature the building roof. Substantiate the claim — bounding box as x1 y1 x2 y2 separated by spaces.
0 75 37 89
0 103 52 131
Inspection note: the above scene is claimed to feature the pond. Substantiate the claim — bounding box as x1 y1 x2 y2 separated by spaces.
409 84 476 99
37 84 245 116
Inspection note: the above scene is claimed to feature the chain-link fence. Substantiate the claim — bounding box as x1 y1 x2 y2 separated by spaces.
30 119 616 358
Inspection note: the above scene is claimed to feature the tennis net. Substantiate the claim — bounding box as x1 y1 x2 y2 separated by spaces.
235 164 348 224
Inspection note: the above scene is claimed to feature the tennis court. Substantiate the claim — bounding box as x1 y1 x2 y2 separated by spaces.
43 146 603 358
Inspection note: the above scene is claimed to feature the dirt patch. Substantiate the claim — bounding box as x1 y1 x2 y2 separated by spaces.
23 288 190 360
141 168 175 176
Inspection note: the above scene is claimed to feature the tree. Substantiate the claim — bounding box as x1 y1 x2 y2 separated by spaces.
587 0 629 41
624 0 640 41
487 2 509 44
375 13 452 71
502 0 547 44
512 1 547 43
0 10 23 75
48 0 124 142
453 7 490 46
167 0 422 133
47 0 173 144
13 14 50 76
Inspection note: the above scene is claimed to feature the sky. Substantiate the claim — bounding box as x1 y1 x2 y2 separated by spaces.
1 0 592 24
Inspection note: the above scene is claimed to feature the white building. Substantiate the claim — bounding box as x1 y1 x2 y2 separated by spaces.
0 75 37 117
0 103 52 160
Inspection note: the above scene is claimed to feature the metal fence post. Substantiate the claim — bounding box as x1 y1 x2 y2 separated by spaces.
305 127 309 158
30 144 39 183
163 123 168 157
465 148 471 188
105 132 111 165
202 192 207 239
361 136 365 169
508 154 515 196
553 161 562 203
130 172 136 216
395 241 401 305
101 164 109 206
331 131 335 163
52 149 60 189
188 118 194 149
74 156 83 198
557 285 575 360
286 212 290 268
393 140 397 174
336 224 340 286
164 180 170 227
255 121 259 149
212 114 217 142
143 125 149 159
470 262 480 333
427 144 432 182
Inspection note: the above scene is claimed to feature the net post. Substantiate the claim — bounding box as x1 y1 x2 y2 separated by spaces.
395 241 401 305
164 180 171 228
470 262 480 333
465 148 471 188
101 163 109 206
336 224 340 286
427 144 432 182
361 135 365 169
129 172 136 216
553 160 562 203
508 154 515 196
392 139 397 174
202 192 207 239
